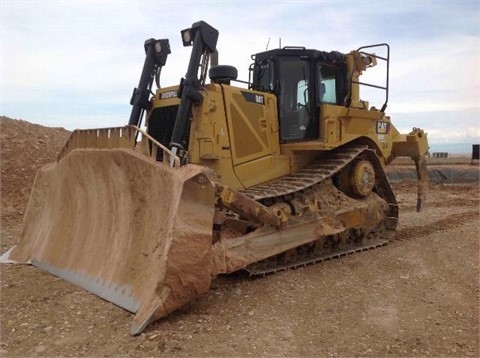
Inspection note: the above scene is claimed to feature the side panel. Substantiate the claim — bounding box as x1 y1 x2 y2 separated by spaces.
281 104 395 161
152 84 292 189
222 86 290 187
152 84 243 189
188 84 243 188
234 155 290 188
223 87 276 165
339 107 393 158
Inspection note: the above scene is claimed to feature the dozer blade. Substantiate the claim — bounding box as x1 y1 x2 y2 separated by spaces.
10 148 216 335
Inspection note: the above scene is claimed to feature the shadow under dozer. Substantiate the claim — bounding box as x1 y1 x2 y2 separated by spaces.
10 137 216 335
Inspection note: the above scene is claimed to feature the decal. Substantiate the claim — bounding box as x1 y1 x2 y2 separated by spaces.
378 134 386 142
160 90 178 99
241 91 265 105
376 121 390 134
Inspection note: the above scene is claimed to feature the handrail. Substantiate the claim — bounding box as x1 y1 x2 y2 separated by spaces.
57 125 181 167
347 43 390 113
134 125 181 167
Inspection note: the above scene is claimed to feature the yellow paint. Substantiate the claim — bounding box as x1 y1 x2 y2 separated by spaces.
148 49 428 189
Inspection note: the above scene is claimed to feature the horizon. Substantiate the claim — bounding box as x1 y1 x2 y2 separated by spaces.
428 142 479 155
3 114 477 155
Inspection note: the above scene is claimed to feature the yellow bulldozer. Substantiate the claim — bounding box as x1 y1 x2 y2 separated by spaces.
10 21 429 335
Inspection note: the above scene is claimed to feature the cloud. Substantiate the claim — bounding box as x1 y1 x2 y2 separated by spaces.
1 0 478 144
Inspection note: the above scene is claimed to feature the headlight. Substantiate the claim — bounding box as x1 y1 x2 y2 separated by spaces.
181 28 192 46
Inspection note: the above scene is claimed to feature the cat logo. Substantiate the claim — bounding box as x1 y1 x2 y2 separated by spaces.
376 121 389 134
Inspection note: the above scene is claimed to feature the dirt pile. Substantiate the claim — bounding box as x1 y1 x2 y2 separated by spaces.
0 116 70 225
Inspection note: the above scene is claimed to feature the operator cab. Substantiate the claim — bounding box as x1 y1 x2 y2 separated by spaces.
250 47 348 142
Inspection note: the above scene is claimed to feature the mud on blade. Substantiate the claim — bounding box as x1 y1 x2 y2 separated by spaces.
10 148 216 335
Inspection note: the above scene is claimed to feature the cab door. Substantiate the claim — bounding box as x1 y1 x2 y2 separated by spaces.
277 58 317 142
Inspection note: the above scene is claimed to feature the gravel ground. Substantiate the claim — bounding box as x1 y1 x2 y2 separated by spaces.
1 117 479 357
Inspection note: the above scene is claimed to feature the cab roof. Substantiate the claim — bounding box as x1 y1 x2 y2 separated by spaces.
253 47 346 65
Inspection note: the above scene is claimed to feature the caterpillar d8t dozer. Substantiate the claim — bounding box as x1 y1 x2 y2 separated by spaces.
10 21 429 335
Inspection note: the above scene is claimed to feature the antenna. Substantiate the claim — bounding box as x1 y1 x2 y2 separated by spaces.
265 37 270 50
279 37 281 49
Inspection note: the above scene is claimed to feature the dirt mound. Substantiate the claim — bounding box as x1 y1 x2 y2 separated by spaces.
0 116 70 224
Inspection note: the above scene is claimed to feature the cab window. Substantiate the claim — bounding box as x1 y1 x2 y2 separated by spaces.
278 59 315 141
297 80 308 106
318 65 338 104
253 60 273 92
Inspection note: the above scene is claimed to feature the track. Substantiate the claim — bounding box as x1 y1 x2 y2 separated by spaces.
236 144 399 276
240 145 369 201
245 239 388 276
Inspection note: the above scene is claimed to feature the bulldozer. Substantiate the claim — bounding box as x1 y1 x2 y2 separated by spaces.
10 21 429 335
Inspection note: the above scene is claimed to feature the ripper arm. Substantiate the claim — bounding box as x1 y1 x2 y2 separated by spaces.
391 127 429 212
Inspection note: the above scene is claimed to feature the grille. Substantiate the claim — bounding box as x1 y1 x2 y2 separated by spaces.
147 105 179 161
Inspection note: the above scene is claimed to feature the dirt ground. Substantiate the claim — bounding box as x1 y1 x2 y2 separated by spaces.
1 117 479 357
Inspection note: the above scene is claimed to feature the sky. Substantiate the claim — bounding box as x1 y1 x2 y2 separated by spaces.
1 0 479 146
